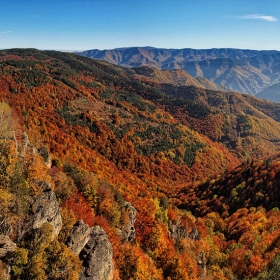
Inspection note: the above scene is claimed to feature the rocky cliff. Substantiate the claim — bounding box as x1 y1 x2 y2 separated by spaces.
68 221 114 280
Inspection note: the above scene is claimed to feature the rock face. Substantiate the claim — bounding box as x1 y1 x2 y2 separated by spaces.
120 202 136 242
168 218 200 241
168 219 187 241
0 235 16 259
67 220 92 255
189 227 200 240
30 181 62 237
168 218 205 275
79 226 114 280
68 222 114 280
37 146 52 168
198 251 207 276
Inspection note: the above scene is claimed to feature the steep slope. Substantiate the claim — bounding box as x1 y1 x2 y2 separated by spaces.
77 47 280 95
2 48 280 279
0 48 240 280
0 48 240 196
130 66 228 91
195 76 228 91
174 154 280 279
135 78 280 160
174 156 280 279
177 154 280 216
183 58 272 94
131 66 203 87
2 48 280 176
256 82 280 102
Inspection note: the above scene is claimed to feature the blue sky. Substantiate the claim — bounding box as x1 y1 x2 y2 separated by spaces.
1 0 280 51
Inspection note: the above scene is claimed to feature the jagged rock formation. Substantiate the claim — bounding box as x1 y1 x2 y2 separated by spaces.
79 226 114 280
67 220 92 255
0 217 15 269
168 218 205 275
68 222 114 280
168 219 200 241
198 251 207 276
0 235 16 259
37 146 52 168
29 181 62 237
189 227 200 240
168 219 187 240
120 201 136 242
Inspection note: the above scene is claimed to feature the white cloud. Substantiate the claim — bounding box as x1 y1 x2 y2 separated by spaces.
238 14 278 22
1 31 11 34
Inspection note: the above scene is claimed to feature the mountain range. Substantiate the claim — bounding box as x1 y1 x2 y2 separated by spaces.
77 47 280 99
2 48 280 279
256 81 280 102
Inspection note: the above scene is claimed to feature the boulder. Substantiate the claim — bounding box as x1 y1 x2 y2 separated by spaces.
31 181 62 237
79 226 114 280
67 220 92 255
168 218 200 241
68 223 114 280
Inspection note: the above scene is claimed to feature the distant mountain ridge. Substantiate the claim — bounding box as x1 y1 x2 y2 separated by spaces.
3 48 280 278
256 81 280 102
77 47 280 96
130 66 228 91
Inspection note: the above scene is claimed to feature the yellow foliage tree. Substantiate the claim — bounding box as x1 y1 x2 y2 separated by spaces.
0 102 13 140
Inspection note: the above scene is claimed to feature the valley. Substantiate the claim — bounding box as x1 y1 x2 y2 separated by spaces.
1 48 280 279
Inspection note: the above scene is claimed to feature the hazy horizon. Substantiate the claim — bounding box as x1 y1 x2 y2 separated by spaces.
1 0 280 51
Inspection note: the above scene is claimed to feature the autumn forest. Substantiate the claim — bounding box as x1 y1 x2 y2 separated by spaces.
1 48 280 279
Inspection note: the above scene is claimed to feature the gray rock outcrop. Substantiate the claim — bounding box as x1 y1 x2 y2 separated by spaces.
168 218 200 241
30 181 62 238
189 227 200 240
168 218 187 241
79 226 114 280
0 235 16 259
67 220 92 255
67 223 114 280
37 146 52 168
168 217 204 275
198 251 207 276
120 202 136 242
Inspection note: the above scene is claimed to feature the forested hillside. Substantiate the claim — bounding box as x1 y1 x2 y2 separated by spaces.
1 48 280 279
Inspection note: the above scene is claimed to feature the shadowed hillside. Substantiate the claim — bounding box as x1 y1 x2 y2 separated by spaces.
256 82 280 102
